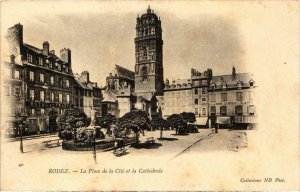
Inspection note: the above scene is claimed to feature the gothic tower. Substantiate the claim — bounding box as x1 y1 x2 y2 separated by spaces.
134 6 164 96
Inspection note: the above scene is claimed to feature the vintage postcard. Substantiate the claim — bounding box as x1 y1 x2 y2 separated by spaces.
0 0 299 191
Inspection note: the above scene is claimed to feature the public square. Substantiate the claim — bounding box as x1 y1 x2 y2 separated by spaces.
2 128 251 167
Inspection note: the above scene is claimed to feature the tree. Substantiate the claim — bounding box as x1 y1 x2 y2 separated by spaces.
116 110 150 145
180 112 196 123
57 109 87 140
57 108 88 130
167 114 187 135
95 113 116 128
151 116 170 139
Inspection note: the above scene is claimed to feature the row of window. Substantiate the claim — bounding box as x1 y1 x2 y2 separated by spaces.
75 89 95 97
29 108 65 116
210 92 253 102
27 53 69 73
193 80 208 87
210 105 255 116
194 88 207 95
29 89 70 104
210 80 254 90
28 71 70 88
195 107 207 116
194 97 207 105
137 27 156 37
4 86 22 96
165 91 192 98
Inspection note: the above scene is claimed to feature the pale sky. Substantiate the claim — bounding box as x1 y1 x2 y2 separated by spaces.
1 1 298 87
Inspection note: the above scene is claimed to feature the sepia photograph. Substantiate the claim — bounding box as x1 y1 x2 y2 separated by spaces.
0 1 299 191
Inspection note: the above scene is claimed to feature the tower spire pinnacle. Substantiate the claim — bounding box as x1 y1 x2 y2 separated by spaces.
147 5 151 13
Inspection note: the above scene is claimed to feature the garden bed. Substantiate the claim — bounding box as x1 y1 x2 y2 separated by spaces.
62 137 136 151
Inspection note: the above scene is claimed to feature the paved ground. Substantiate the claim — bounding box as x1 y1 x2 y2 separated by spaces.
1 129 213 165
1 129 249 164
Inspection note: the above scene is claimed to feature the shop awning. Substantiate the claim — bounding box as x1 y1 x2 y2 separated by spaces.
216 117 231 124
195 117 208 125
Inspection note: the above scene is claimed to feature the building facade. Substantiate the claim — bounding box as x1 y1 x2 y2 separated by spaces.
6 23 75 134
102 65 135 117
208 67 257 128
2 55 27 136
158 68 212 125
74 71 101 122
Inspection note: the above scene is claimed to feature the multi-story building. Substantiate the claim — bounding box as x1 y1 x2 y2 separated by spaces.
208 67 256 128
191 68 212 118
73 71 101 122
6 23 74 133
102 65 135 117
158 68 212 125
2 55 27 136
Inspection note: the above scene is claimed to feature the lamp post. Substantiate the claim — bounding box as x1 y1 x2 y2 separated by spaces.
19 120 24 153
93 129 97 164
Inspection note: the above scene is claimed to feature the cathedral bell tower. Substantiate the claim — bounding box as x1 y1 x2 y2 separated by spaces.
134 6 164 96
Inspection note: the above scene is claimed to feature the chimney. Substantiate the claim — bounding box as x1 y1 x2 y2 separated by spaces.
81 71 90 83
42 41 49 55
60 48 72 67
6 23 23 56
232 67 236 79
10 54 15 64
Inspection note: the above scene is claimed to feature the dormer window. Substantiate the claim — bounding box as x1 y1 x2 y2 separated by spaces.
210 83 216 90
237 81 242 89
249 80 254 87
221 82 227 90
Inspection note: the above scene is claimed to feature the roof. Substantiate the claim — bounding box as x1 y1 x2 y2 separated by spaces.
110 65 134 80
140 6 159 19
102 90 117 103
210 73 254 88
164 78 192 90
169 79 191 85
23 43 65 63
138 93 154 101
74 73 93 90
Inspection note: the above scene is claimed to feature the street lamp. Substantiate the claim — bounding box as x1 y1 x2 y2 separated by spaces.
20 123 23 153
93 129 97 164
17 115 24 153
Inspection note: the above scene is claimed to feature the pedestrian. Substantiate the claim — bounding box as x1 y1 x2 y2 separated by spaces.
215 123 219 133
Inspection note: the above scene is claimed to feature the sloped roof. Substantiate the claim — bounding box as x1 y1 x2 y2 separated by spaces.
210 73 254 88
138 93 154 101
102 90 117 103
74 73 93 90
170 79 191 85
23 43 65 63
111 65 134 80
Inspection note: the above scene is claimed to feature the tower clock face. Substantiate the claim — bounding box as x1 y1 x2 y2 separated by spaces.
140 66 148 81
